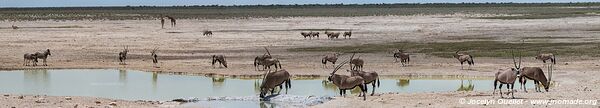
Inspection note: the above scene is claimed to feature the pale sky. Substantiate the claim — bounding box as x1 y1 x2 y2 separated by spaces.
1 0 597 8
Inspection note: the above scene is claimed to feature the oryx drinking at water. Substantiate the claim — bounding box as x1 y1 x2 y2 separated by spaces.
327 54 368 100
259 69 291 98
519 67 549 92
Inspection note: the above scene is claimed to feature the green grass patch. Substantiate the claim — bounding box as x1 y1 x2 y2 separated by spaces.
288 41 600 58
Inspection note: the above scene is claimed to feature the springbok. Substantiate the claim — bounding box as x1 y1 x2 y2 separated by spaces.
350 57 364 71
347 69 380 96
34 49 52 66
119 46 129 65
211 55 228 68
493 49 522 99
519 67 549 92
151 47 159 68
393 49 410 66
321 53 340 68
203 30 213 36
327 54 367 100
259 69 291 98
23 53 38 66
453 50 474 70
343 31 352 39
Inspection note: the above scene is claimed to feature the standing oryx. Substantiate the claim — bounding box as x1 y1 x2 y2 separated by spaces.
321 53 341 68
165 16 176 27
150 47 159 68
393 49 410 66
254 54 272 70
493 49 522 99
350 56 364 71
343 31 352 39
34 49 52 66
519 67 549 92
327 54 368 100
211 55 228 68
160 17 165 29
259 69 291 98
535 53 556 65
23 53 38 66
203 30 213 36
12 25 19 29
254 47 282 71
325 31 340 39
118 46 129 65
453 50 474 70
347 69 380 96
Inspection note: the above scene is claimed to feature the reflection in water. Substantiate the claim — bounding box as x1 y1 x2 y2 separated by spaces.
119 70 127 83
397 79 410 88
23 69 50 92
457 80 474 91
152 72 158 91
259 101 276 108
212 77 225 88
254 79 261 93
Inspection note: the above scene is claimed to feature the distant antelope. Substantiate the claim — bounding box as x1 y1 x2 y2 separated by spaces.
34 49 52 66
534 53 556 65
165 16 176 27
327 54 367 100
23 53 38 66
347 69 380 96
259 69 291 98
326 32 340 39
261 58 282 70
254 54 272 70
493 49 522 99
310 32 319 38
343 31 352 39
519 67 549 92
453 50 474 70
11 25 18 29
150 48 159 68
300 32 311 39
203 30 213 36
350 57 364 71
321 53 340 68
393 49 410 66
211 55 228 68
118 46 129 65
160 17 165 29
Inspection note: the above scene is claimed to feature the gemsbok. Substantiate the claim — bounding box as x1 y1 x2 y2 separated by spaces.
393 49 410 66
23 53 38 66
535 53 556 65
311 32 320 38
493 49 522 99
151 47 159 68
34 49 52 66
327 54 367 100
301 32 312 39
322 53 341 68
259 69 291 98
203 30 213 36
350 56 364 71
211 55 228 68
118 46 129 65
453 50 474 70
343 31 352 39
347 69 380 96
519 67 549 92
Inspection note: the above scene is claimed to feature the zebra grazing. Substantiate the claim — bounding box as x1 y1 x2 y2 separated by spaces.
151 47 159 68
343 31 352 39
393 50 410 66
34 49 52 66
119 46 129 65
211 55 228 68
23 53 38 66
203 30 213 36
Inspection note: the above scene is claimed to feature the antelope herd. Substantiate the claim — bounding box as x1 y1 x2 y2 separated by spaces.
14 16 562 101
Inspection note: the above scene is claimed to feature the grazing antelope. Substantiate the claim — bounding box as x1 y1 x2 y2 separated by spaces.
34 49 52 66
347 69 380 96
393 49 410 66
493 49 522 99
326 32 340 39
534 53 556 64
211 55 228 68
23 53 38 66
327 54 367 100
301 32 311 39
203 30 213 36
11 25 18 29
322 53 340 68
519 67 549 92
259 69 291 98
118 46 129 65
343 31 352 39
311 32 320 38
165 16 176 27
150 47 159 68
350 57 364 71
453 50 474 70
160 17 165 29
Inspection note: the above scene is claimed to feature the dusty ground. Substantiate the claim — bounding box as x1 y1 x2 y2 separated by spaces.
0 94 165 108
1 15 599 107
